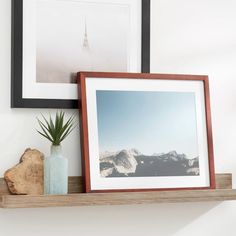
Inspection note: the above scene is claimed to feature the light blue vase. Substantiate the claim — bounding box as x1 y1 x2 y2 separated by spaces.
44 145 68 195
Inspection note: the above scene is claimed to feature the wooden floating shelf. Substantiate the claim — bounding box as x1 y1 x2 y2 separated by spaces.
0 174 235 208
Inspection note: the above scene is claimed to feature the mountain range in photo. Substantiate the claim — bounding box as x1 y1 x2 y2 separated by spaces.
100 149 199 178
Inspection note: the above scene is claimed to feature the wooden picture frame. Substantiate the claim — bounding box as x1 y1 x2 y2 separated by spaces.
78 72 215 193
11 0 150 109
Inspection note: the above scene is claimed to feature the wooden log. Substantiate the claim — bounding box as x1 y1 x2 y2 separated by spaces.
4 149 44 195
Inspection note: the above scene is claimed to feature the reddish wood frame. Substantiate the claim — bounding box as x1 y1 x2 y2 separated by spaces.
77 72 216 193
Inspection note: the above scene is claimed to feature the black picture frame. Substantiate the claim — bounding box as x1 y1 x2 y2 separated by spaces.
11 0 151 109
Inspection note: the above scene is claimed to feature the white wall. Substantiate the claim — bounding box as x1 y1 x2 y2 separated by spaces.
1 0 236 235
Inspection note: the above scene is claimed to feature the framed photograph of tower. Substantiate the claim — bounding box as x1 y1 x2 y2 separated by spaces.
11 0 150 108
78 72 216 193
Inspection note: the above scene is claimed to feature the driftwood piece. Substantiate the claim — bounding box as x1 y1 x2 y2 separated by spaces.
4 149 44 195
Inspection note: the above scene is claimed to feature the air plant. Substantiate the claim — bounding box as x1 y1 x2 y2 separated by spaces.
37 111 76 146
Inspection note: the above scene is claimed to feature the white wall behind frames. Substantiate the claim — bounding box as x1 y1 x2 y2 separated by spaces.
1 0 236 235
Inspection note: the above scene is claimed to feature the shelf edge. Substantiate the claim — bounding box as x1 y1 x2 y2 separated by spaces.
1 189 236 209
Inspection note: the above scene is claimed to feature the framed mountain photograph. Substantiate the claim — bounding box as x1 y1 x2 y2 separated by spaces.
11 0 150 108
78 72 215 193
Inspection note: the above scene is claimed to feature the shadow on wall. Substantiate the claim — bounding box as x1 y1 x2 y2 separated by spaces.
0 202 220 236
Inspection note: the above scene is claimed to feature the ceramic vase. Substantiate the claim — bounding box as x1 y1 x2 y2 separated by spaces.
44 145 68 195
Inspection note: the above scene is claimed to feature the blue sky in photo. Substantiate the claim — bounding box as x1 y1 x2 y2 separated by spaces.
96 90 199 158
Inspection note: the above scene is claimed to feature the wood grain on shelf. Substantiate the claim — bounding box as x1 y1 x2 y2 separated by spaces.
0 176 84 195
0 173 232 196
68 176 84 193
0 173 233 208
1 189 236 208
0 178 10 195
215 173 232 189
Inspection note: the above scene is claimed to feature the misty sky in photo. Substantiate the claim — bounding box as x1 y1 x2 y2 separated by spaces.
36 0 129 83
96 90 199 159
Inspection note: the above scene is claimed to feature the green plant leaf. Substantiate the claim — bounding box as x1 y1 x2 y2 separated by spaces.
36 111 76 145
59 123 76 143
37 130 53 142
37 118 53 141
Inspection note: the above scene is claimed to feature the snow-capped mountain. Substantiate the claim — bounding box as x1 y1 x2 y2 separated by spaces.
128 148 142 156
100 149 138 177
100 150 118 160
100 148 141 160
100 149 199 177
